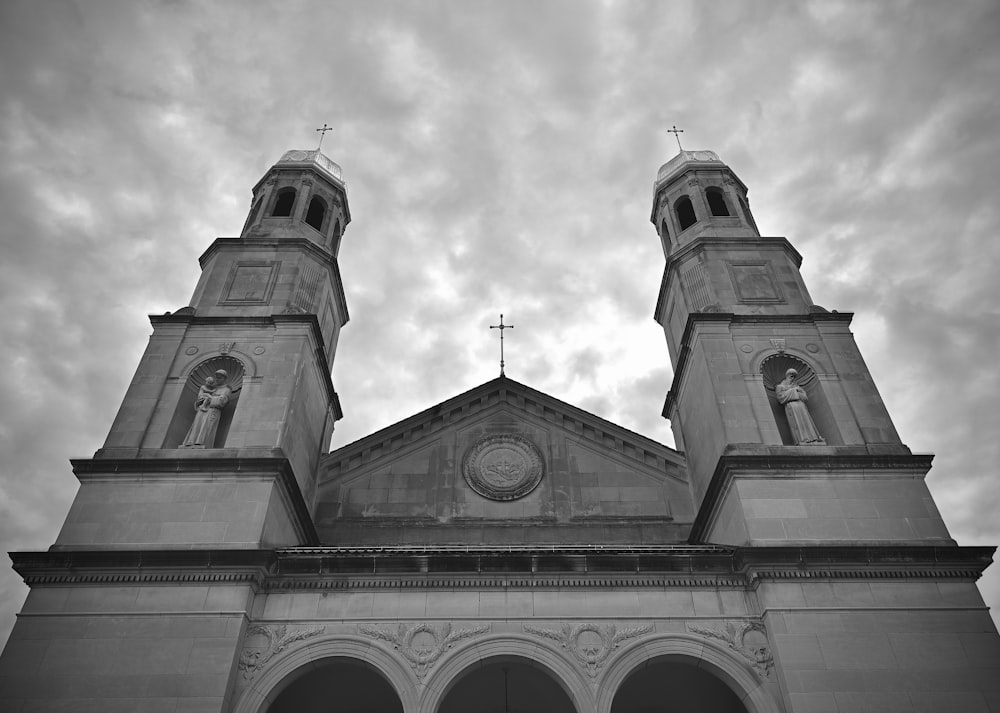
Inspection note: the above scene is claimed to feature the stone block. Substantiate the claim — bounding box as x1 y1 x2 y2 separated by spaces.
817 633 897 669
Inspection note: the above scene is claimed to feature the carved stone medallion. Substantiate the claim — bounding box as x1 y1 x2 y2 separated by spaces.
462 434 545 501
686 620 774 678
238 624 325 681
523 623 653 677
359 622 491 679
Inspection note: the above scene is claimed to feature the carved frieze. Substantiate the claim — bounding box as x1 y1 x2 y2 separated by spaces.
462 434 545 501
238 624 325 680
359 622 491 679
686 620 773 678
522 623 653 677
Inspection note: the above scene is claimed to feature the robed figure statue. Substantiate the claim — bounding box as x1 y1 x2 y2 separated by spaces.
775 368 825 445
181 369 233 448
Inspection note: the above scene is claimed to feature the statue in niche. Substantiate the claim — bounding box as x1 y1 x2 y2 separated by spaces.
776 368 825 445
181 369 232 448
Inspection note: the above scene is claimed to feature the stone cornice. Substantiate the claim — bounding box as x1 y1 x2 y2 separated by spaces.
146 313 342 420
689 451 932 543
661 311 856 418
321 376 684 480
70 454 320 546
11 544 992 588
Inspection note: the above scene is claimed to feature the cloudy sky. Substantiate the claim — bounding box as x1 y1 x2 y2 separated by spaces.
1 0 999 646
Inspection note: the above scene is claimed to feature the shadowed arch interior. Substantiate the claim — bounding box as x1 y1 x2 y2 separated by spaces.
611 659 748 713
438 657 576 713
266 657 403 713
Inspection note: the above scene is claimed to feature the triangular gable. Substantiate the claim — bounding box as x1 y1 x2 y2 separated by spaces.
315 377 694 546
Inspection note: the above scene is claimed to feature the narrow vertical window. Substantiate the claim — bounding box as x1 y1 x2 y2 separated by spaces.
676 196 696 230
305 196 326 231
706 187 730 216
272 188 296 217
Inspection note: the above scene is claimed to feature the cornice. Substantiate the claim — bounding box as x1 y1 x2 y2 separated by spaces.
11 544 992 588
661 311 856 418
321 376 684 480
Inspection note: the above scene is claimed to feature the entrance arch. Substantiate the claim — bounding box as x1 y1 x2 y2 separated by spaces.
419 637 594 713
267 656 404 713
230 636 417 713
596 636 784 713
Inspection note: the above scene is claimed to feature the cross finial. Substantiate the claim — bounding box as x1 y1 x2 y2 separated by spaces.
315 123 333 150
489 314 514 376
667 124 685 152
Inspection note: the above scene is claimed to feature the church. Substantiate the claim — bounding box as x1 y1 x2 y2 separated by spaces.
1 145 998 712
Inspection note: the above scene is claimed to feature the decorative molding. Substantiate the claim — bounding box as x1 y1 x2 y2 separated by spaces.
219 341 235 355
238 624 325 680
523 623 653 677
462 434 545 501
769 338 786 353
686 620 773 679
359 622 491 679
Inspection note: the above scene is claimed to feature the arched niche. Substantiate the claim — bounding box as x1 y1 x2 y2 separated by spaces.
759 353 841 445
162 355 245 449
420 637 592 713
597 636 784 713
230 637 416 713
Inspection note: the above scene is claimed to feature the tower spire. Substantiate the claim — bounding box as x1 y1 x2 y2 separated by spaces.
316 122 333 150
490 313 514 376
667 124 685 152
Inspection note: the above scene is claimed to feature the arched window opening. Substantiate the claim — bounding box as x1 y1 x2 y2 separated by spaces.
660 218 671 245
676 195 697 231
706 187 730 216
271 188 296 217
760 354 842 446
162 355 245 449
612 659 749 713
305 196 326 231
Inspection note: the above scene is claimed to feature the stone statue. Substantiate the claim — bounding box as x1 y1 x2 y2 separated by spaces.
181 369 232 448
775 368 825 445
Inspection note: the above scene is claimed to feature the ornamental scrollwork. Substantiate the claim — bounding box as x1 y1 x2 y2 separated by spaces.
523 623 653 677
686 620 774 678
359 622 491 679
238 624 325 680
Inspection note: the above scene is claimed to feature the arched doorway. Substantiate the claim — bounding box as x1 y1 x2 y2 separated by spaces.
610 659 748 713
265 657 404 713
437 658 577 713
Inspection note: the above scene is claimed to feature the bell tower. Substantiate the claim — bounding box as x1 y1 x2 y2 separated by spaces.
55 148 351 550
652 150 953 546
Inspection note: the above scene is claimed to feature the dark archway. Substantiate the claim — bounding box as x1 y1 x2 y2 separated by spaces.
438 658 577 713
611 659 748 713
266 657 404 713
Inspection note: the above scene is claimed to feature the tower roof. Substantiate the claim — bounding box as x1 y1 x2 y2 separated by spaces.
276 148 345 189
654 149 724 189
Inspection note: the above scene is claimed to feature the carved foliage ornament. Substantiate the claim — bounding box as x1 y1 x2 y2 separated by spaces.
359 622 491 679
462 434 545 501
686 620 774 679
523 623 653 677
238 624 325 680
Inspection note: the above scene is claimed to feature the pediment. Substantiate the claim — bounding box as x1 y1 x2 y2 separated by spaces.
315 377 694 546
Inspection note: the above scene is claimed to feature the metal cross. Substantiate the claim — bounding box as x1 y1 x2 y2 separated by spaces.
316 123 333 150
667 124 685 152
489 314 514 376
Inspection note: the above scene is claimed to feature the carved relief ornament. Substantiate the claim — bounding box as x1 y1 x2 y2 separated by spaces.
238 624 325 680
686 620 774 678
462 434 545 501
523 623 653 677
359 622 491 679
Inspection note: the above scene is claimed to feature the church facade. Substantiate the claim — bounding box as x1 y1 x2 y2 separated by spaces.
1 147 998 712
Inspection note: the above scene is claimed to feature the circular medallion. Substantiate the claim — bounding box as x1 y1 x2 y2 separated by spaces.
740 344 753 353
185 346 199 355
253 346 266 355
806 343 820 353
462 434 545 501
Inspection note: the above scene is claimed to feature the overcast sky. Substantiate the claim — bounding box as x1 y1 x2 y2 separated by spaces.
1 0 998 646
